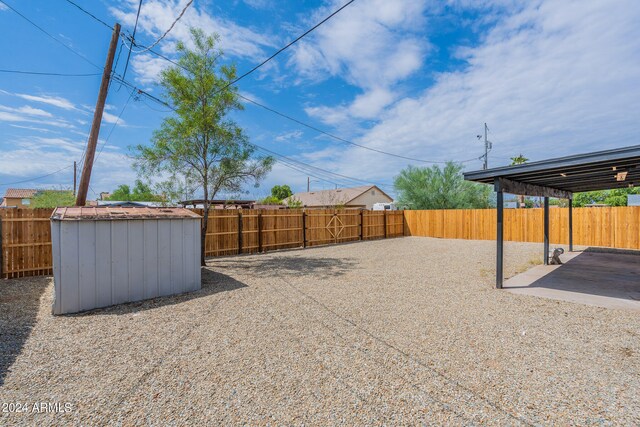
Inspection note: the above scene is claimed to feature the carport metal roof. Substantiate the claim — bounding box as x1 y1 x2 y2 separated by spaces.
464 145 640 194
463 144 640 289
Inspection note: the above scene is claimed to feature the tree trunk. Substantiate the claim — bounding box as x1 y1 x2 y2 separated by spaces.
201 187 209 266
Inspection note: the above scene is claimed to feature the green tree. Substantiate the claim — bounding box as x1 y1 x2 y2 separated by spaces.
107 180 164 202
286 196 302 208
259 185 294 205
573 188 639 207
31 190 75 208
133 29 273 265
259 195 282 205
270 184 293 201
394 162 492 209
510 154 529 165
510 154 529 208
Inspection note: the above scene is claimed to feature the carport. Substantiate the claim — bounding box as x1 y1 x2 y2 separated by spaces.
464 145 640 289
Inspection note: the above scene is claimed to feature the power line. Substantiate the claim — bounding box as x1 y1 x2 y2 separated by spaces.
95 89 136 162
254 144 393 188
221 0 356 91
121 0 143 81
62 0 113 30
111 76 392 188
238 94 477 164
0 164 74 187
0 0 101 69
129 0 193 54
55 0 481 167
58 0 188 76
118 37 479 164
0 69 101 77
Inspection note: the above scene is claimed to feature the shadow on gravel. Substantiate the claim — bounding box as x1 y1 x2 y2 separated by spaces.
508 250 640 303
209 255 358 279
76 269 247 317
0 277 49 386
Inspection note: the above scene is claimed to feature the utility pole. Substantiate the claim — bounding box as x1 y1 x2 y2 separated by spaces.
478 123 492 170
75 23 121 207
73 161 77 196
307 177 310 192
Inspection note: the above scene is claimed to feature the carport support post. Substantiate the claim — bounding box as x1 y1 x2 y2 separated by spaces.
495 178 504 289
543 196 550 265
568 198 573 252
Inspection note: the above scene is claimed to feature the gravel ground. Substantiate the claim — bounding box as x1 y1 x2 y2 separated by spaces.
1 237 639 426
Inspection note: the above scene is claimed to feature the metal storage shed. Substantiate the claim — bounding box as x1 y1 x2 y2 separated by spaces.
51 207 202 315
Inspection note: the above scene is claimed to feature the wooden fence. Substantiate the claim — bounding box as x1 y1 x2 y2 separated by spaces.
0 208 54 279
3 206 638 280
403 207 640 249
0 208 404 279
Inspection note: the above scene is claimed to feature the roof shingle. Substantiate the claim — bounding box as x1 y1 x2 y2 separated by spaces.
3 188 38 199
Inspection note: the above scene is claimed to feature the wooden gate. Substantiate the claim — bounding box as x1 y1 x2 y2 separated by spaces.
305 209 361 247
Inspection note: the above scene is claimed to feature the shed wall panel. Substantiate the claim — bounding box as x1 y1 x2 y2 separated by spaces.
143 220 159 299
157 219 172 296
52 217 201 315
95 221 112 308
78 221 97 312
111 221 129 305
60 222 80 314
170 219 184 294
127 221 144 302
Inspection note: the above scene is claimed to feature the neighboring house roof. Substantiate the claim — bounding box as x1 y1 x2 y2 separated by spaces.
3 188 38 199
285 185 392 207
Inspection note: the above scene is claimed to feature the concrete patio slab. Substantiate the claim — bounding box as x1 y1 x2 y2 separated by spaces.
504 249 640 310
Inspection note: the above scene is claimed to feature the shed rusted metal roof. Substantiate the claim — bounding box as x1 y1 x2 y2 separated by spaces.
51 206 201 221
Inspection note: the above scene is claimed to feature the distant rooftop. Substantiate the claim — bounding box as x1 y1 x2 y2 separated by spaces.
285 185 390 207
3 188 38 199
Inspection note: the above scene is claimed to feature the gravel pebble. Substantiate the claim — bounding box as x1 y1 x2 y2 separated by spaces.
1 237 638 426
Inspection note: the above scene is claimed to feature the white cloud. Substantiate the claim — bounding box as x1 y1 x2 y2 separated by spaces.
281 0 640 188
14 93 77 110
242 0 271 9
289 0 430 124
129 53 169 85
9 125 58 133
0 138 135 194
102 111 125 125
0 105 53 118
110 0 277 84
275 130 303 142
0 107 75 129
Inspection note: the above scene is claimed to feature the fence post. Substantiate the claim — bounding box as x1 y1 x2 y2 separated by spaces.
302 211 307 248
237 211 243 254
257 211 263 253
402 211 406 236
383 211 388 239
360 210 364 240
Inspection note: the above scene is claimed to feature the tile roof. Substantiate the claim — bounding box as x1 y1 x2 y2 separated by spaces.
3 188 38 199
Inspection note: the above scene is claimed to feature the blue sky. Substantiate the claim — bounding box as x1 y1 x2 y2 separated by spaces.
1 0 639 201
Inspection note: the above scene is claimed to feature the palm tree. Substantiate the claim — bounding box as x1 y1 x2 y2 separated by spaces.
510 154 529 207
